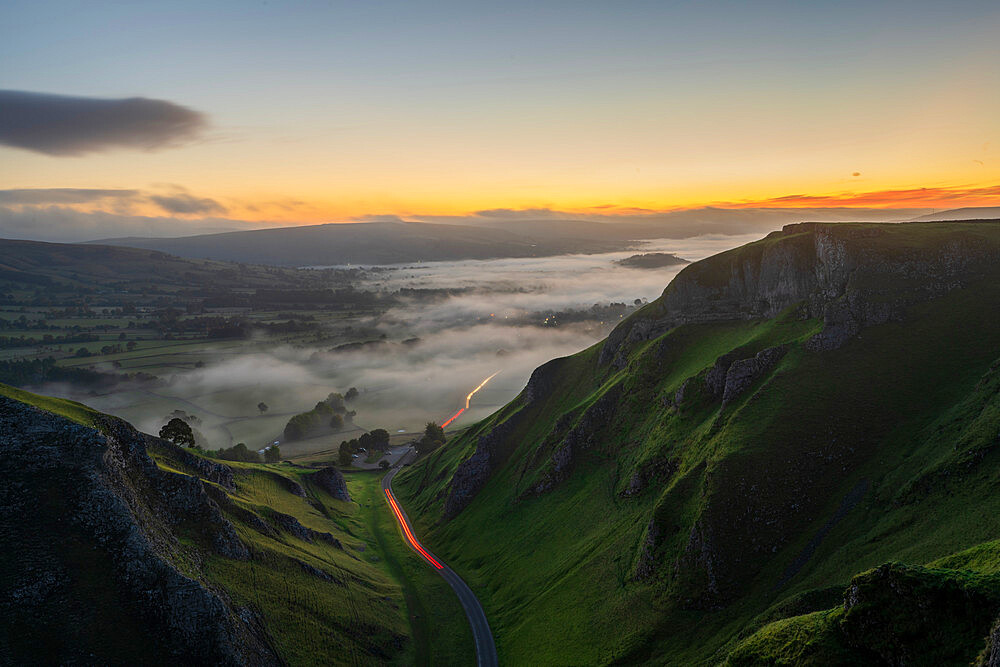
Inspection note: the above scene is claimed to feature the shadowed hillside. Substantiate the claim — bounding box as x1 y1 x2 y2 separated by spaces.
0 383 459 665
394 220 1000 664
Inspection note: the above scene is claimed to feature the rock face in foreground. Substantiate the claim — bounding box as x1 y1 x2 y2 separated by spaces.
0 397 277 665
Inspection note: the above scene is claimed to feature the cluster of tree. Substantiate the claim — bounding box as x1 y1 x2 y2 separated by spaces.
212 442 281 463
338 428 391 466
283 392 355 441
0 357 160 390
415 422 446 455
0 332 98 349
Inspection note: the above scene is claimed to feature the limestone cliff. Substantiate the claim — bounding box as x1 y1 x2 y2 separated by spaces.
0 397 278 665
600 221 1000 366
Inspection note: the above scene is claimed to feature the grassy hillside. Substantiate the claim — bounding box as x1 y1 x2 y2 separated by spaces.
394 221 1000 664
0 381 98 426
0 384 472 665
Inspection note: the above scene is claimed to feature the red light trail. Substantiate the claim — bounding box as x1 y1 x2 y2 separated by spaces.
441 371 500 428
442 407 464 428
385 488 443 569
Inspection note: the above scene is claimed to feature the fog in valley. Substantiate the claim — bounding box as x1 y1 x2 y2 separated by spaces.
76 234 758 455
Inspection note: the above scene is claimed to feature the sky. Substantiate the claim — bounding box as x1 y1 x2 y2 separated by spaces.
2 0 999 228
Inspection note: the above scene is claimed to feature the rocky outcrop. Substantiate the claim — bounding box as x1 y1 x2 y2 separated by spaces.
600 222 1000 366
705 350 745 398
443 413 522 519
523 357 565 406
269 511 343 549
673 520 722 609
444 359 575 518
312 466 351 501
0 397 277 665
148 436 236 490
721 345 787 406
633 519 661 580
620 457 678 498
981 617 1000 667
527 384 623 496
699 345 788 408
268 470 306 498
840 563 1000 666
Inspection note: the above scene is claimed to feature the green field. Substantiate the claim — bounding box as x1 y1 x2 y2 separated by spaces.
393 222 1000 664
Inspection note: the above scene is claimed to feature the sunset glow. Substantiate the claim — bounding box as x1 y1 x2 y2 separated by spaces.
2 1 998 232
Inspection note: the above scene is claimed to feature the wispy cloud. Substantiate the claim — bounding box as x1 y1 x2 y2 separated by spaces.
150 193 227 216
715 184 1000 209
0 90 207 156
0 188 140 205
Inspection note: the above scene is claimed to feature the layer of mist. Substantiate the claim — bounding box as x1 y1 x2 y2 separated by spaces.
80 234 755 453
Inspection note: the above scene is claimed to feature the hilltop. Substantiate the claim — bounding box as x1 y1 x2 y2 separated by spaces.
394 220 1000 664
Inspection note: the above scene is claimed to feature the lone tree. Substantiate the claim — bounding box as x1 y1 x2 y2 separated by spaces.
257 401 269 414
415 422 446 455
264 445 281 463
159 418 195 447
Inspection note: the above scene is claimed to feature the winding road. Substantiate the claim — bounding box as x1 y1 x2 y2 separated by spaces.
382 455 498 667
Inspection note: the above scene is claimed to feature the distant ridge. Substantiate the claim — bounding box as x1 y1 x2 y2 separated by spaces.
911 206 1000 221
80 208 934 267
85 220 629 266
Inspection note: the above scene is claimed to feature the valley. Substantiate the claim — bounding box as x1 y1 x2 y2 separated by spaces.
4 219 1000 665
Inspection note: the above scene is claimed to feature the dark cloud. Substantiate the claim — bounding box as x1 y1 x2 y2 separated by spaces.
0 90 207 156
0 188 139 205
150 193 227 215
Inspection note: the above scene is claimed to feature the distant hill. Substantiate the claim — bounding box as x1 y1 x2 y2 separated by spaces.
614 252 690 269
395 221 1000 664
86 220 631 266
0 237 334 292
912 206 1000 221
83 209 936 267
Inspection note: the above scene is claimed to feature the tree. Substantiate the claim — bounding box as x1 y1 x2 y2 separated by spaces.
379 460 390 470
370 428 390 449
159 418 195 447
330 413 344 429
126 340 137 351
345 387 359 402
415 422 446 455
424 422 445 443
264 446 281 463
338 441 353 467
257 401 268 414
217 442 260 463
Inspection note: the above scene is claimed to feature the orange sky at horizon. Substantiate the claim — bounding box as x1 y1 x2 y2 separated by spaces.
29 180 997 225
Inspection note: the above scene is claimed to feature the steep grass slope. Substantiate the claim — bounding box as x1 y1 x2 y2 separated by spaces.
0 383 469 665
395 221 1000 664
